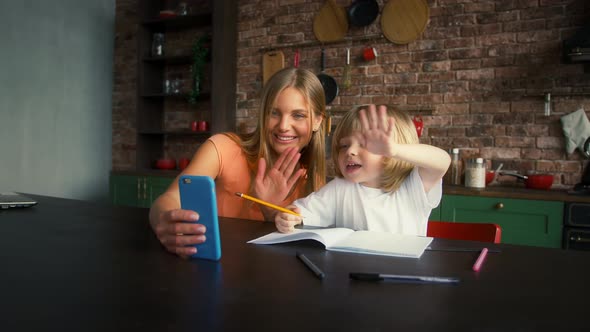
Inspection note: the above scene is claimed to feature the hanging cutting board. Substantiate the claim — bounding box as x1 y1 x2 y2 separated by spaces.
381 0 429 44
262 51 285 86
313 0 348 42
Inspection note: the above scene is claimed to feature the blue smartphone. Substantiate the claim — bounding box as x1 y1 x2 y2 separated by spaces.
179 175 222 261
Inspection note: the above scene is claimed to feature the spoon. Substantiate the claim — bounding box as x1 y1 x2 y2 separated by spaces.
492 163 504 183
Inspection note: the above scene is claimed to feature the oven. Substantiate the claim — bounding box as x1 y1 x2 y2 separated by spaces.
564 202 590 251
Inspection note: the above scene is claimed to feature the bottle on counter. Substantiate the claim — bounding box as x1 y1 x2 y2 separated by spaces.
449 148 462 185
465 157 486 189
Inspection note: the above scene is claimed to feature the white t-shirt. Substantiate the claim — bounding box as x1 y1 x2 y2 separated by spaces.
293 168 442 236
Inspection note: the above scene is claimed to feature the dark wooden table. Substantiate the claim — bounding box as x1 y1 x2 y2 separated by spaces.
1 194 588 331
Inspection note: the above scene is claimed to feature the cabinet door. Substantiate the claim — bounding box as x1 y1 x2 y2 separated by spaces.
429 204 441 221
440 195 563 248
110 175 142 207
147 176 173 206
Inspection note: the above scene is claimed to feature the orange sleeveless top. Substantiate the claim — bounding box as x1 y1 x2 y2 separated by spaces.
208 133 305 221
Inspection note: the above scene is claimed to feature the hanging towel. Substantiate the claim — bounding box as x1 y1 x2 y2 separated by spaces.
561 108 590 154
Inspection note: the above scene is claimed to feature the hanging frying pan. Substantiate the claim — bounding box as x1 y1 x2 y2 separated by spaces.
317 48 338 105
381 0 429 44
347 0 379 27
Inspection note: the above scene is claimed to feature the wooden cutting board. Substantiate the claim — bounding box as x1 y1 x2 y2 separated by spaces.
262 51 285 86
313 0 348 42
381 0 429 44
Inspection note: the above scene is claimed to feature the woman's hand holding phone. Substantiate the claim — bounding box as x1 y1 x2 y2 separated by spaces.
153 209 207 258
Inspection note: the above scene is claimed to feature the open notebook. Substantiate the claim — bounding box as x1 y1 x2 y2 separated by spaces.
0 192 37 209
248 228 433 258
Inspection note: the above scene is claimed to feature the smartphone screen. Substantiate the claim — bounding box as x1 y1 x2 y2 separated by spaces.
179 175 222 261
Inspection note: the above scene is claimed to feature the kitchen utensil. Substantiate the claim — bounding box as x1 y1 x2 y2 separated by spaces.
317 48 339 104
262 51 285 86
326 113 332 136
485 171 495 185
178 158 190 170
294 49 300 68
499 171 554 190
155 158 176 170
362 46 377 61
342 48 352 89
313 0 348 42
412 115 423 138
158 10 177 19
197 120 208 132
347 0 379 27
486 163 504 185
381 0 429 44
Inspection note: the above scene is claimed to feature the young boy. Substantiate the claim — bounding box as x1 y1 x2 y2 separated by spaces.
275 104 450 235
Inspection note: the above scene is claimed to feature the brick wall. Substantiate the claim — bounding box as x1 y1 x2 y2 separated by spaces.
112 0 138 170
235 0 590 188
112 0 590 188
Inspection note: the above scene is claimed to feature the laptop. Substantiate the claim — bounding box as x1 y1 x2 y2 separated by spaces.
0 192 38 209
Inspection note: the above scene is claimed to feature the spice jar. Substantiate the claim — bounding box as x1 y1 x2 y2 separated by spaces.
465 158 486 188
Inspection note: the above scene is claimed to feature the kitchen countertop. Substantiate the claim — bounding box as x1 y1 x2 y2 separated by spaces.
111 170 590 204
444 184 590 203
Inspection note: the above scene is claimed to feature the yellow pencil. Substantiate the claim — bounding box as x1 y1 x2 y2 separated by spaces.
235 192 301 217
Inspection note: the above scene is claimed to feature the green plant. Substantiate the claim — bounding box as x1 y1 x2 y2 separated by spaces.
188 36 209 104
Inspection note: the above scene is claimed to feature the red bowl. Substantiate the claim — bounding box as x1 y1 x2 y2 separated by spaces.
155 158 176 170
178 158 190 170
485 171 495 185
525 174 553 190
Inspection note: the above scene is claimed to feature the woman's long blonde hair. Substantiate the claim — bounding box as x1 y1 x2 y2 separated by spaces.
331 105 418 192
227 67 327 197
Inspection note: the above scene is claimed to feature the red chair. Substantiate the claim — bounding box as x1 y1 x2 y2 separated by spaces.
427 221 502 244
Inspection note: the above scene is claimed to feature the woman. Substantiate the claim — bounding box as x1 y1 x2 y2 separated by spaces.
149 68 327 257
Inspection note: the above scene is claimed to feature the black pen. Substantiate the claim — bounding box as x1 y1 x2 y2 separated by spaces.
296 252 325 280
350 272 460 284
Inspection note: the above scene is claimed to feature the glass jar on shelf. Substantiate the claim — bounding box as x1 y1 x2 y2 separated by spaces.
151 33 165 57
177 2 189 16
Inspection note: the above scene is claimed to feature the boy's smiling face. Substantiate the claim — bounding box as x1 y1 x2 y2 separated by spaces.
337 135 384 188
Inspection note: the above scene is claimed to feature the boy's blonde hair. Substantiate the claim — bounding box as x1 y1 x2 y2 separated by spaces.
331 105 418 192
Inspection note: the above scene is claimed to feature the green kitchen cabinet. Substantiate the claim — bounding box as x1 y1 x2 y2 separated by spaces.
110 174 174 208
429 204 441 221
439 195 563 248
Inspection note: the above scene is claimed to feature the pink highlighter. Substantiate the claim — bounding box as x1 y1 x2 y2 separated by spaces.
472 248 489 272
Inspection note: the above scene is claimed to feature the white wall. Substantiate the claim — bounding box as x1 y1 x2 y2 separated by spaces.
0 0 115 202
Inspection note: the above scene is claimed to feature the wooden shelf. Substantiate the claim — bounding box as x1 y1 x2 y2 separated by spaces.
134 1 236 171
138 130 211 137
140 92 211 100
142 54 193 64
142 13 212 30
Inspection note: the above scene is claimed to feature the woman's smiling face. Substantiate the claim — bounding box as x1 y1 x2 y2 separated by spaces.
267 87 322 156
